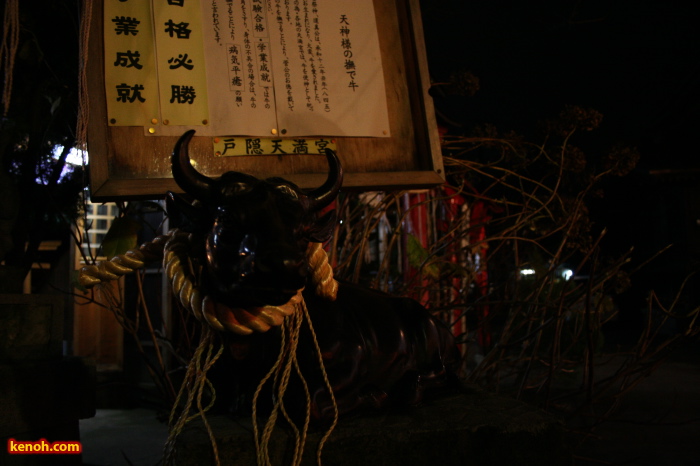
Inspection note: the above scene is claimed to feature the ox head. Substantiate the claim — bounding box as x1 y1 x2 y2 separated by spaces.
168 130 342 308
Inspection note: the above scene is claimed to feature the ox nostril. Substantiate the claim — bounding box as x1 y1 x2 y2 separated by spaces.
284 257 308 277
239 234 257 256
255 250 307 282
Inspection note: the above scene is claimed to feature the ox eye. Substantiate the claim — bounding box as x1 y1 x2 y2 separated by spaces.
239 234 257 257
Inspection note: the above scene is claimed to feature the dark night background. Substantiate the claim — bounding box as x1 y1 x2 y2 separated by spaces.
421 0 700 339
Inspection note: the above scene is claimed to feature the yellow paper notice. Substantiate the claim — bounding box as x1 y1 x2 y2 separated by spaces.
153 0 209 126
104 0 160 126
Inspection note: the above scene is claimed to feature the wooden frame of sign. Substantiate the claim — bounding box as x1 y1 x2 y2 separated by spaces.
86 0 443 201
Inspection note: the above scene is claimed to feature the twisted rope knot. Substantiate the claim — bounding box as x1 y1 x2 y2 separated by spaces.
164 232 337 335
307 242 339 301
79 230 339 336
77 234 170 287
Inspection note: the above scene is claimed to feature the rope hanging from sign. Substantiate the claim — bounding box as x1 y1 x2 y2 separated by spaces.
76 0 92 160
1 0 19 117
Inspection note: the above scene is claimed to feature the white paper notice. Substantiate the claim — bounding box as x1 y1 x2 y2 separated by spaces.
156 0 390 137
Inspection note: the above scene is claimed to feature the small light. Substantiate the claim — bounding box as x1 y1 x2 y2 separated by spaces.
151 118 158 124
148 127 156 134
520 268 535 276
271 128 278 135
561 269 574 281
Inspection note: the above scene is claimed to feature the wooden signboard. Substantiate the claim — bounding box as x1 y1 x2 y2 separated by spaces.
87 0 443 201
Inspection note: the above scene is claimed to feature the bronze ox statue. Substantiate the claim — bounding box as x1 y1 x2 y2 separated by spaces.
166 130 458 423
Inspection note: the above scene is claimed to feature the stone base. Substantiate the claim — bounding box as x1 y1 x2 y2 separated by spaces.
173 386 571 465
0 294 63 362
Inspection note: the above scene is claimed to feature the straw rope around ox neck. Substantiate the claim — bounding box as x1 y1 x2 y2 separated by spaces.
161 230 339 333
77 229 339 319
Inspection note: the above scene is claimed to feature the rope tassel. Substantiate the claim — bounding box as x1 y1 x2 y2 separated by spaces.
163 326 224 466
252 300 338 466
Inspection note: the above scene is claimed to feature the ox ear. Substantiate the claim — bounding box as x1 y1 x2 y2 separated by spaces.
166 191 210 231
307 210 337 243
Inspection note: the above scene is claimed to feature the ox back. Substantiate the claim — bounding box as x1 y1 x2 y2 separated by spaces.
212 281 458 424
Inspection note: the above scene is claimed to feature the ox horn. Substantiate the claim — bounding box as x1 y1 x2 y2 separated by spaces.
306 148 343 212
171 130 215 201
